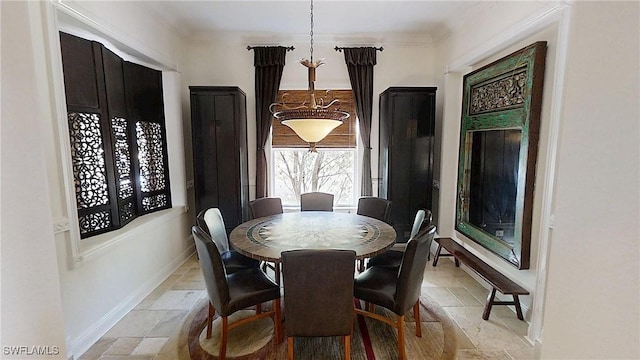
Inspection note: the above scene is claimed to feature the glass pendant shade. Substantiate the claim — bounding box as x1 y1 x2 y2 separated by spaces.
281 118 343 143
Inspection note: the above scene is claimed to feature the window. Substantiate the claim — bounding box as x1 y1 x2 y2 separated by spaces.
60 32 171 238
272 148 356 206
271 90 357 207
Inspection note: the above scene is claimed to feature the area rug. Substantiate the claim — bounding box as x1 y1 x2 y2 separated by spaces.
178 295 457 359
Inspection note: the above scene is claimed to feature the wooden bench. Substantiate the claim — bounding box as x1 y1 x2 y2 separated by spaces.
432 237 529 321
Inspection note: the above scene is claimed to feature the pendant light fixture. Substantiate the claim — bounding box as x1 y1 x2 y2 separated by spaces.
269 0 349 152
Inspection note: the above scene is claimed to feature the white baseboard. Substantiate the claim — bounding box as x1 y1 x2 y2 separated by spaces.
67 243 195 359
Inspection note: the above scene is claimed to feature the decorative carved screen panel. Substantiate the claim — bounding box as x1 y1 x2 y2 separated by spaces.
68 112 110 209
68 112 114 236
456 42 547 269
136 121 167 193
136 121 169 212
60 31 170 238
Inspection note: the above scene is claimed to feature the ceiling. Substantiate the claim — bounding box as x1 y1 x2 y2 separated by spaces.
141 1 483 41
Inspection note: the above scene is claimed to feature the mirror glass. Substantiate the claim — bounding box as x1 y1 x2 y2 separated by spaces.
468 129 521 247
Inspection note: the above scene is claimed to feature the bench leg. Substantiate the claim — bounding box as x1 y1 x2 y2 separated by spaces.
513 295 524 320
432 244 443 266
432 244 460 267
483 288 497 320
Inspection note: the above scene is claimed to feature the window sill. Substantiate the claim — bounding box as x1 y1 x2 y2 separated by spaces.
72 206 187 266
283 206 357 213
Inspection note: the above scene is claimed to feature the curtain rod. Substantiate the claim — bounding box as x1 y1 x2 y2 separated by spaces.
247 46 295 51
334 46 384 52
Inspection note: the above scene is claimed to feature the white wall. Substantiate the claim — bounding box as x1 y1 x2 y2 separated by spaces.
539 2 639 358
1 2 67 357
435 0 558 318
1 1 194 358
435 1 639 358
181 34 436 204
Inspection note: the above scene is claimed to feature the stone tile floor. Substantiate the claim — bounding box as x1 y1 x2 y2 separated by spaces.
79 253 534 360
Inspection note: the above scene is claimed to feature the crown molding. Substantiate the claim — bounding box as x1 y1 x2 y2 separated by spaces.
189 30 434 48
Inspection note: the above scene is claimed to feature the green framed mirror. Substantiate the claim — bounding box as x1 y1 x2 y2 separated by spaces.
456 42 547 269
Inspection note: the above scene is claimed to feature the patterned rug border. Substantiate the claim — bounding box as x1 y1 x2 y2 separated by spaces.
178 295 457 359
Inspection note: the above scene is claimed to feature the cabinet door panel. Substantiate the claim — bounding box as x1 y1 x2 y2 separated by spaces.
379 87 436 242
214 94 241 228
190 87 249 233
192 94 220 212
389 94 413 237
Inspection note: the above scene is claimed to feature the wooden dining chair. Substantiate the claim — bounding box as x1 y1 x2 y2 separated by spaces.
249 197 283 219
196 208 260 273
367 209 432 271
356 197 392 270
192 225 282 360
353 225 437 360
356 196 392 224
282 249 356 360
300 192 334 211
247 198 284 280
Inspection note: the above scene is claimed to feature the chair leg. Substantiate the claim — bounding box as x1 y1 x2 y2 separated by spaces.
413 301 422 337
287 337 294 360
274 298 283 343
397 315 406 360
219 316 228 360
344 334 351 360
275 262 281 285
207 302 214 339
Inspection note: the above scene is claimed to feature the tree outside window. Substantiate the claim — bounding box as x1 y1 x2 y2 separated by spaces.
272 149 355 206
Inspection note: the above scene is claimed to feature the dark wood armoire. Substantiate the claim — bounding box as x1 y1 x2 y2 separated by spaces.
378 87 437 242
189 86 249 233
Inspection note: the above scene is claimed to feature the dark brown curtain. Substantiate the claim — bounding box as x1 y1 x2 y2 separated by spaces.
254 46 287 198
343 47 377 196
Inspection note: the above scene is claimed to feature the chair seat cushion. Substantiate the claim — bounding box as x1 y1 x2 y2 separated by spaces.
366 248 404 270
354 266 399 314
390 243 407 252
226 268 280 315
222 250 260 274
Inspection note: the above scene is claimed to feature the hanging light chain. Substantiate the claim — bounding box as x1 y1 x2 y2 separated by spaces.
309 0 314 62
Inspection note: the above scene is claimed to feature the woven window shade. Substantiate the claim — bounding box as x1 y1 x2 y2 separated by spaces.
272 89 356 148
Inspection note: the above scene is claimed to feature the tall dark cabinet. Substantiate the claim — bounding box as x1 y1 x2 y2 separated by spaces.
378 87 437 241
190 86 249 233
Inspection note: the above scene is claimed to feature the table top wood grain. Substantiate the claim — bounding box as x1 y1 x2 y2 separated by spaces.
229 211 397 263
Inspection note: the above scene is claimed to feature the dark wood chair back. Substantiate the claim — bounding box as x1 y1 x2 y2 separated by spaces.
196 208 230 252
249 197 283 219
357 197 392 224
395 225 436 314
300 192 334 211
409 208 432 239
192 225 230 313
282 249 355 359
195 209 260 273
353 224 437 360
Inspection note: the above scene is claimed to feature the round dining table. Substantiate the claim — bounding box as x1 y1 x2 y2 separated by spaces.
229 211 397 281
